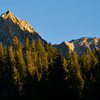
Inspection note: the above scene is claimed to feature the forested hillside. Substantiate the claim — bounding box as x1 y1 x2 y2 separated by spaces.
0 36 100 100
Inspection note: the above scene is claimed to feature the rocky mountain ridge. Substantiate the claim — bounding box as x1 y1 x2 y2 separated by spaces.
55 37 100 58
0 10 100 58
0 10 45 46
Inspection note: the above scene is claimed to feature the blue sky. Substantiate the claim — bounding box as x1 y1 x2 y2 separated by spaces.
0 0 100 44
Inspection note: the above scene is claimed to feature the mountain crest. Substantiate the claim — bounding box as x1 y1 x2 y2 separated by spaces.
55 37 100 58
0 10 44 46
1 10 14 19
1 10 38 34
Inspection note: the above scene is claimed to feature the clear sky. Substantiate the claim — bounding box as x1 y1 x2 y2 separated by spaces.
0 0 100 44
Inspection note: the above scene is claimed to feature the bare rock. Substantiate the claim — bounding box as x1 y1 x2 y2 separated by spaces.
0 10 45 46
55 37 100 57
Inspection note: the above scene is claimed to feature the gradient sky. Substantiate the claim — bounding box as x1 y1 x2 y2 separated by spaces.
0 0 100 44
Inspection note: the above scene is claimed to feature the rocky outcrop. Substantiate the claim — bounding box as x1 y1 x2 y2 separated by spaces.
55 37 100 58
0 10 45 46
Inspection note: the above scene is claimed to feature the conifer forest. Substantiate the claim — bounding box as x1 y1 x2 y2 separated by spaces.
0 36 100 100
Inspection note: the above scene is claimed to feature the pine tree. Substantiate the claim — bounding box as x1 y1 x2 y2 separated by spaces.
3 45 7 62
36 38 44 52
8 46 15 65
16 48 26 77
35 39 48 81
25 36 30 50
12 36 20 50
31 39 35 51
13 66 20 86
30 39 37 69
67 51 84 98
25 50 35 76
15 44 26 92
46 43 54 64
0 42 4 62
81 48 98 72
73 52 84 94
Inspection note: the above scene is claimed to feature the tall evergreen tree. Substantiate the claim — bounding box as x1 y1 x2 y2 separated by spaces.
31 39 35 51
3 45 7 63
36 38 44 52
67 51 84 98
25 36 30 50
0 42 4 62
15 44 26 92
8 46 15 65
81 48 98 72
12 36 20 50
25 50 35 76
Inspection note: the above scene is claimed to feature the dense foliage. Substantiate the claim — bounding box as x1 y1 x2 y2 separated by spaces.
0 36 100 100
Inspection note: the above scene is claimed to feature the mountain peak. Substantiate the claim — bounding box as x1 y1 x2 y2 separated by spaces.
0 10 45 46
1 10 15 20
1 10 39 34
6 10 13 15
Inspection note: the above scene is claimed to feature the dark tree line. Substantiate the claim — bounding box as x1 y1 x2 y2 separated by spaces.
0 36 100 100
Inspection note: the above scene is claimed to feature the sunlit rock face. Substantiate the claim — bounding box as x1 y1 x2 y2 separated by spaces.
55 37 100 58
0 10 45 46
